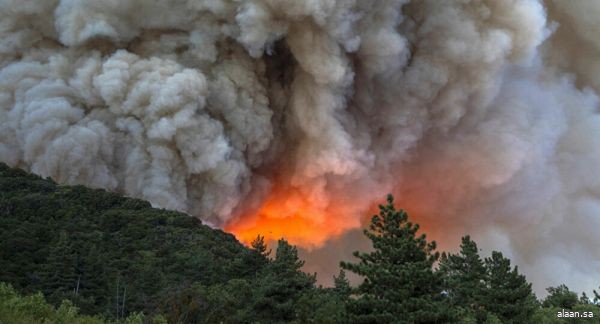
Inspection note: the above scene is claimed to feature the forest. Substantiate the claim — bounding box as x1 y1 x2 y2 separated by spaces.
1 162 599 323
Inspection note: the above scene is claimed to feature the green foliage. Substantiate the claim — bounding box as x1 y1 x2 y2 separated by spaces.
333 269 351 299
531 306 564 324
341 194 455 323
0 163 264 318
543 284 579 309
251 239 317 323
440 235 538 323
0 282 169 323
294 287 348 324
251 234 271 258
158 279 255 324
580 292 592 305
0 282 103 323
482 251 537 323
158 240 324 324
439 235 487 321
294 270 351 323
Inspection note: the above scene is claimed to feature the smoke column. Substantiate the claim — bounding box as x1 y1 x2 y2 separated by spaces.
1 0 599 294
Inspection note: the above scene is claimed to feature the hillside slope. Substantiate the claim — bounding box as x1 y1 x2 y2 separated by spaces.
0 163 260 317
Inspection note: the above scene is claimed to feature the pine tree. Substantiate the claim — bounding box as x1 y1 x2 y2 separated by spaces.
333 269 351 299
41 230 79 303
251 235 271 258
238 234 271 277
252 239 316 322
340 194 455 323
580 292 591 305
439 235 488 321
482 251 537 323
543 284 578 309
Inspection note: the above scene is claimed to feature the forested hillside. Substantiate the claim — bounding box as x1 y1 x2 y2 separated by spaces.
1 163 599 323
0 162 266 319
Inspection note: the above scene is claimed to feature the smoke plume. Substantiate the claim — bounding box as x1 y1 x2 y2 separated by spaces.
1 0 599 294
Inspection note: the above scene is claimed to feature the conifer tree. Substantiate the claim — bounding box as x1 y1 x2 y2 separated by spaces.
580 292 591 305
543 284 578 309
251 235 271 258
482 251 537 323
439 235 487 321
341 194 455 323
333 269 351 299
240 234 271 277
42 230 79 302
252 239 316 322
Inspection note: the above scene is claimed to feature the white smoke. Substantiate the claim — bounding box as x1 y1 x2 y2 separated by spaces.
1 0 599 294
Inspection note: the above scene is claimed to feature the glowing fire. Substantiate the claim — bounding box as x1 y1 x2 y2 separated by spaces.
225 162 465 250
225 188 363 248
225 186 456 250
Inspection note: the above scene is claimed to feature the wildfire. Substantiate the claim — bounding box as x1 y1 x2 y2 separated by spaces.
225 188 363 248
225 161 464 250
225 185 457 250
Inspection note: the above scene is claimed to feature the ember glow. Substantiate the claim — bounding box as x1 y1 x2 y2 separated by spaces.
226 171 450 250
226 188 363 248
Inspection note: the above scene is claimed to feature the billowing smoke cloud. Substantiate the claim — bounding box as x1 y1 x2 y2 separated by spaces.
1 0 599 294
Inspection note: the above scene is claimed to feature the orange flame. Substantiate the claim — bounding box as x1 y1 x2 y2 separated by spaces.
225 187 363 248
225 186 456 250
225 155 471 250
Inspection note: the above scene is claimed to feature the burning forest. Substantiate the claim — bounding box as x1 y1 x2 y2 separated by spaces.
1 0 600 298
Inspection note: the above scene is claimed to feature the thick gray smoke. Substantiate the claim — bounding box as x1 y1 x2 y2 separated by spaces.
1 0 599 294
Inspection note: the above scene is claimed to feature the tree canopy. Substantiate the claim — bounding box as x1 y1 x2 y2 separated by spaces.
0 163 261 318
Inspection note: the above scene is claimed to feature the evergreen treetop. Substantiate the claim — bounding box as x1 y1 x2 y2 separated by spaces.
341 194 454 323
482 251 537 323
